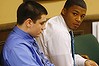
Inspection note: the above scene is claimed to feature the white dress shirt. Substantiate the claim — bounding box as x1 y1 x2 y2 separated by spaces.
36 15 86 66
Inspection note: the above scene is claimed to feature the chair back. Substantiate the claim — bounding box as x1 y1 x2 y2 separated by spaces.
74 34 99 64
0 41 4 66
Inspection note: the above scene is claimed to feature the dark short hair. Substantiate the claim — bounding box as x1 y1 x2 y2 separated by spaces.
17 1 48 25
64 0 87 9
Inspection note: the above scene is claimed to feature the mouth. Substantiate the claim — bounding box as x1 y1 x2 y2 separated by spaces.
36 33 41 37
73 23 80 29
38 32 41 35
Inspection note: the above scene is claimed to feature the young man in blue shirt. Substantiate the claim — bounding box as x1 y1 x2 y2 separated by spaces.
2 1 54 66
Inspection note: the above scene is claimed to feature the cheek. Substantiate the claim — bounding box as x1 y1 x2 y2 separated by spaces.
67 18 75 29
66 17 73 25
66 21 72 28
36 25 42 32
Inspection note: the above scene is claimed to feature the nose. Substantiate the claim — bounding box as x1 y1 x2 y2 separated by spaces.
76 16 81 23
41 23 46 30
42 27 46 30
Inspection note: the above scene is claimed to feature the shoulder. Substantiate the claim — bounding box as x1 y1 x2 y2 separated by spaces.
47 15 61 24
4 33 31 50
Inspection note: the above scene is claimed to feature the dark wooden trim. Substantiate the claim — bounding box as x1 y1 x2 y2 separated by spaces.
0 22 16 31
0 22 16 51
84 15 99 22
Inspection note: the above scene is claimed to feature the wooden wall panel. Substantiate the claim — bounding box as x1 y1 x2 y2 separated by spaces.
0 22 16 51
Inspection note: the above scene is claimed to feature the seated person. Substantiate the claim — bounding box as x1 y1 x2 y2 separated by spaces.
36 0 98 66
2 1 54 66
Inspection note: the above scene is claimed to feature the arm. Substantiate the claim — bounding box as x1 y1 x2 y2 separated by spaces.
75 54 98 66
47 32 73 66
8 43 40 66
75 54 87 66
44 22 73 66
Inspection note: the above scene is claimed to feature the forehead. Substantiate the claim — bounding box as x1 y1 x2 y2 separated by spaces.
36 14 47 23
67 5 87 14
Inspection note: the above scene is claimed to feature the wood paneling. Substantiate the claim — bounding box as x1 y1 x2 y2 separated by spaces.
0 22 16 51
0 15 99 51
74 17 99 36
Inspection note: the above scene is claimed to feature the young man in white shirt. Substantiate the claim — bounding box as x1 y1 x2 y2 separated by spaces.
36 0 98 66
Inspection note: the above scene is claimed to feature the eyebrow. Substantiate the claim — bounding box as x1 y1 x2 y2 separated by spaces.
73 9 86 15
40 21 47 25
42 21 47 23
73 10 79 13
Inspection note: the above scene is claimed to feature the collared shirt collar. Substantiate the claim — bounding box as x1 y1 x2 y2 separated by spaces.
59 14 72 32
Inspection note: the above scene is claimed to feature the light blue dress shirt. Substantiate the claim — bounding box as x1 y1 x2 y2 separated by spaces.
2 26 54 66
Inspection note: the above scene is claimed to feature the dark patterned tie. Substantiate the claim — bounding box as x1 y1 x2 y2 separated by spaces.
69 31 76 66
33 39 52 66
33 40 46 65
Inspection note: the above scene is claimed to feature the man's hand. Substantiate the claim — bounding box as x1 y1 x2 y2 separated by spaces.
85 60 98 66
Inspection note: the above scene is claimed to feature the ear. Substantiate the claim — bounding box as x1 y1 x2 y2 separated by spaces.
24 18 33 28
61 8 67 15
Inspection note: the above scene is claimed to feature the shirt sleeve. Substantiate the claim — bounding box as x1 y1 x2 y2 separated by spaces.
43 20 87 66
7 43 40 66
75 54 87 66
43 21 74 66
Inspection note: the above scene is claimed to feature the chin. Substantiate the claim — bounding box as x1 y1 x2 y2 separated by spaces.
35 34 40 37
74 28 78 30
71 28 77 31
72 26 79 30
